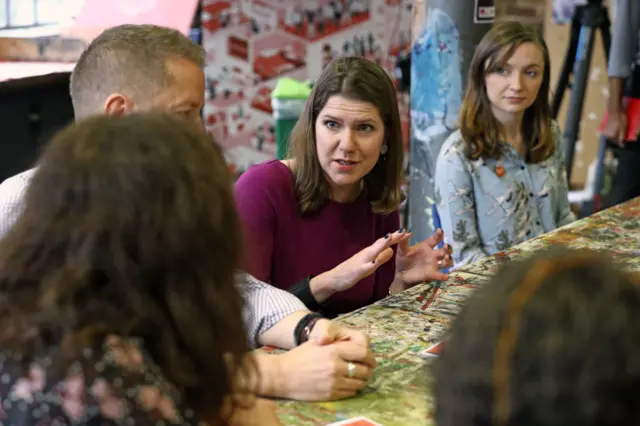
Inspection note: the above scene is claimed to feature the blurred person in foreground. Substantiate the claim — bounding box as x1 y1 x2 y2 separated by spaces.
0 24 375 402
0 112 281 425
436 247 640 426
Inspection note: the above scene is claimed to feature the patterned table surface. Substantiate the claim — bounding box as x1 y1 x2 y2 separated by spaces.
273 198 640 426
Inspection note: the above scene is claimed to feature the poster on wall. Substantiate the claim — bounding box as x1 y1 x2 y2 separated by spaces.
553 0 587 24
474 0 495 24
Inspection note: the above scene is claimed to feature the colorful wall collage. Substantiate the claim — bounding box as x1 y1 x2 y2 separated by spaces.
200 0 413 176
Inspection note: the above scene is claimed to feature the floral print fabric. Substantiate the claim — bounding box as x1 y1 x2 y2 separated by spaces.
434 122 575 270
0 336 199 425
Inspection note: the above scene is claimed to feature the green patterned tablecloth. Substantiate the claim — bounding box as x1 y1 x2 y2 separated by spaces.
273 198 640 425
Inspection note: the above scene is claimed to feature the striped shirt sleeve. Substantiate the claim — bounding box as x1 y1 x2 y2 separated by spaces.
237 272 307 347
0 168 35 239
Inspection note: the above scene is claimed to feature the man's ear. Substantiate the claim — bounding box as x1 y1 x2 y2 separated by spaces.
103 93 134 116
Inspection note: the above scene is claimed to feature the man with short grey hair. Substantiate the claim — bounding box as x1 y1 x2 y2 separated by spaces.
0 24 374 403
69 24 206 123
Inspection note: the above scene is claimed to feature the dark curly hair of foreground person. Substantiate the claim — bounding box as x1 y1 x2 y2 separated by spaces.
435 247 640 426
0 112 253 425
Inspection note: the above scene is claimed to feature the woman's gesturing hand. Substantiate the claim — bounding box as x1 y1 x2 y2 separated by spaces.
311 230 410 297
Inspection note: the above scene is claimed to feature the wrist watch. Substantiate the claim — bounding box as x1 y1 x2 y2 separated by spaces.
294 312 324 346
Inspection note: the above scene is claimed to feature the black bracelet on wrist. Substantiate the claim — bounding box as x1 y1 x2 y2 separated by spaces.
293 312 324 346
288 275 323 312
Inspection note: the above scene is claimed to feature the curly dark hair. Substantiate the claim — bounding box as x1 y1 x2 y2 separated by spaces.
435 248 640 426
0 112 252 424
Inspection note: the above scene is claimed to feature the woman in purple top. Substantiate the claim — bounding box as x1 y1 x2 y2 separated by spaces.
235 57 453 317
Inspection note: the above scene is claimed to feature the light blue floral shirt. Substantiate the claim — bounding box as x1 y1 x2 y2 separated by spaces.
434 122 575 269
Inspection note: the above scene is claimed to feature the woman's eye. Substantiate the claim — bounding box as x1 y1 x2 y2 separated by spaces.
325 120 339 129
496 67 508 75
359 124 374 132
527 70 538 78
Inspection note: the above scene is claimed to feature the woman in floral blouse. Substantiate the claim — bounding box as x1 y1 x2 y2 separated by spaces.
0 113 280 425
434 22 575 269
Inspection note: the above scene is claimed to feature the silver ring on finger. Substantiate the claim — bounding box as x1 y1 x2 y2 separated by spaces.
347 362 356 378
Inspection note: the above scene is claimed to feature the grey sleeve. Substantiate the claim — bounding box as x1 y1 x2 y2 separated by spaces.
609 0 640 78
238 272 307 347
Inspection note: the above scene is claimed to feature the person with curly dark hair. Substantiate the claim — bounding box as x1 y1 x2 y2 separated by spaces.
435 247 640 426
0 112 281 425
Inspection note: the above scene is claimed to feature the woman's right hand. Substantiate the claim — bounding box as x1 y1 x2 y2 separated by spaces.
316 229 410 294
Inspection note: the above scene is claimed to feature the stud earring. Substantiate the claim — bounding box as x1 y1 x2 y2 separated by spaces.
380 144 388 155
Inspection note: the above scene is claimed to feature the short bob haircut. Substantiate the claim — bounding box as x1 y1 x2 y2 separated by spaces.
459 22 554 163
287 56 404 215
436 247 640 426
0 112 252 424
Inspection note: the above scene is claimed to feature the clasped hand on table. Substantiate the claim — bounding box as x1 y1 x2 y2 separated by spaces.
243 320 374 425
263 319 375 401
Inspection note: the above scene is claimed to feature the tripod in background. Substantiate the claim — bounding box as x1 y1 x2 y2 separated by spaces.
551 0 611 195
